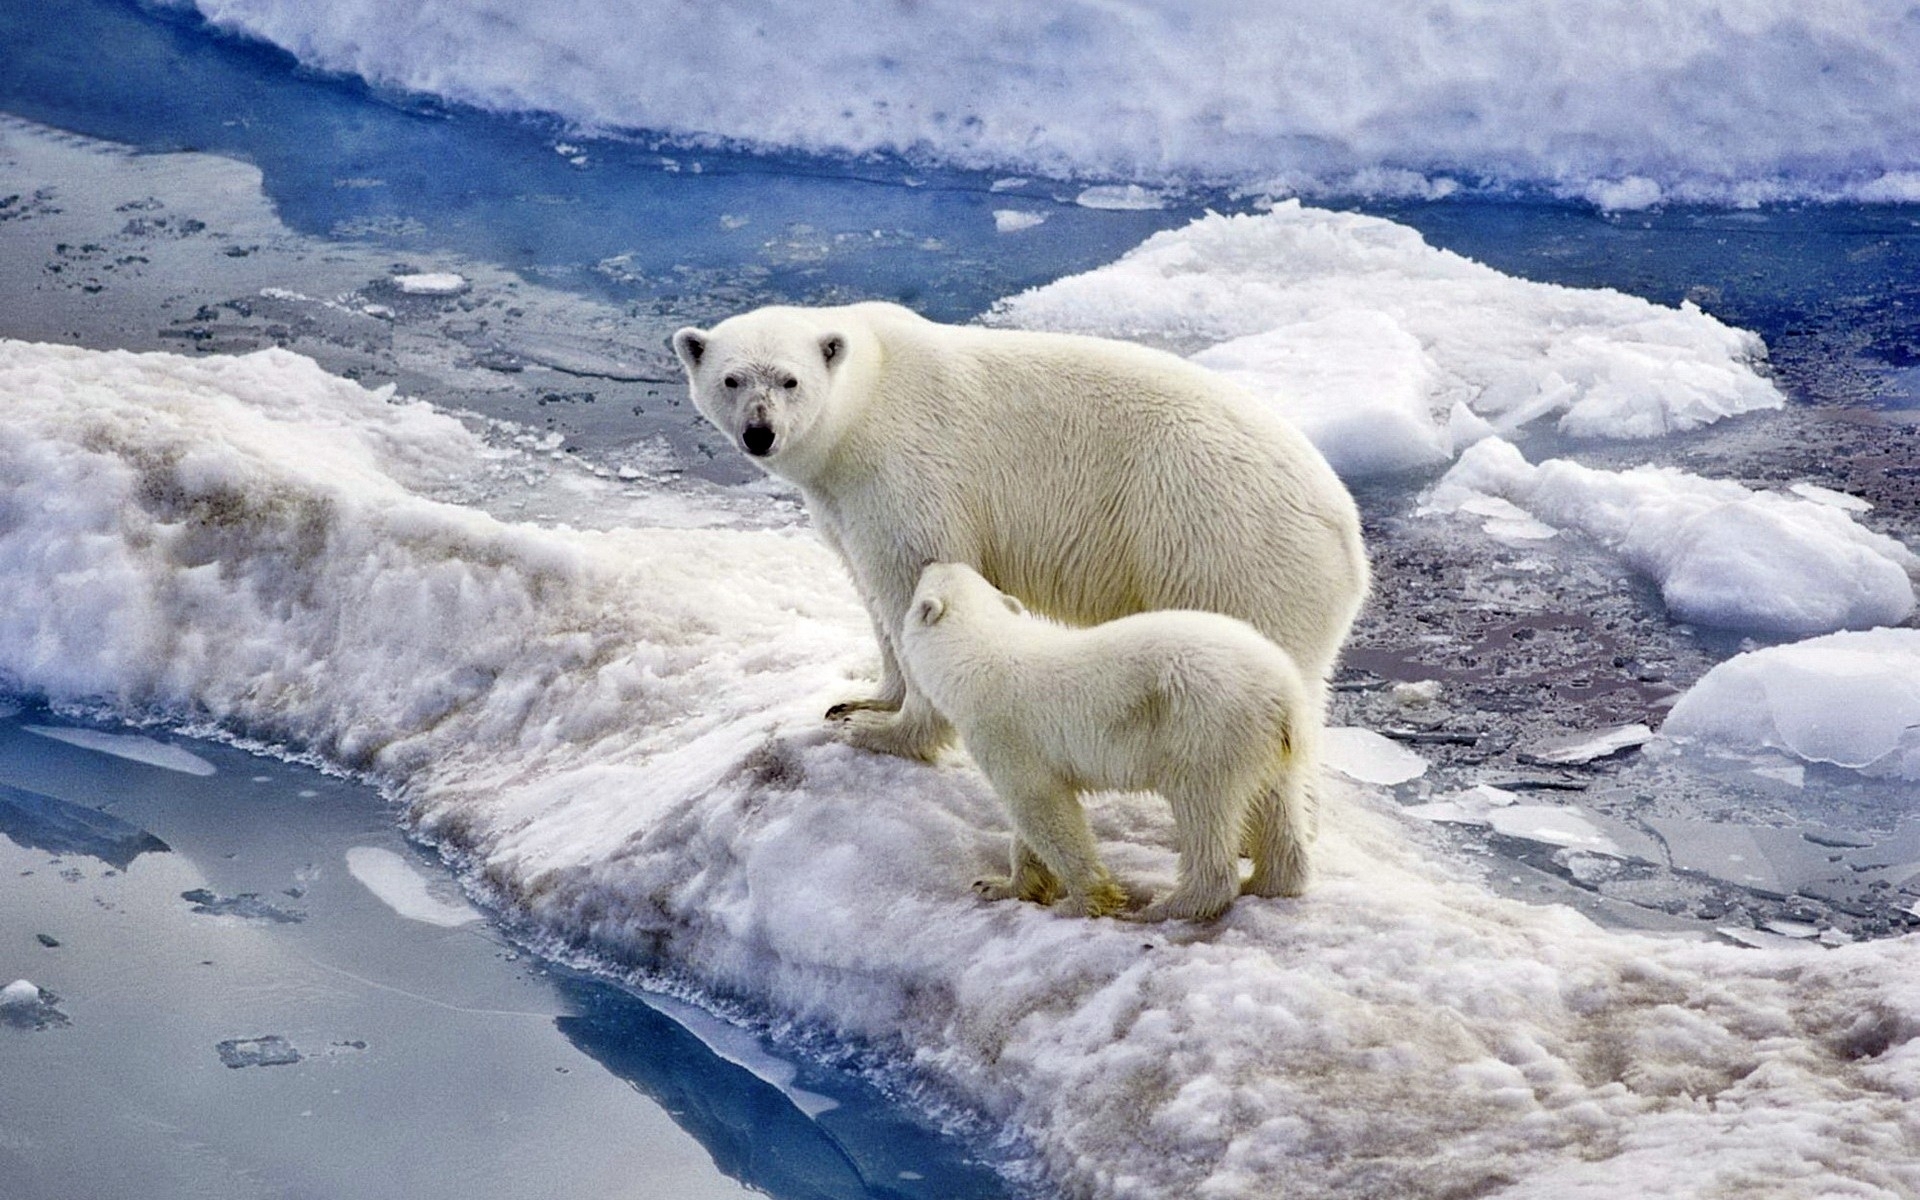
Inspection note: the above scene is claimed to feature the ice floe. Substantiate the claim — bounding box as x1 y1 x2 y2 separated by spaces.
991 206 1783 478
1430 437 1918 635
1662 628 1920 781
4 337 1919 1197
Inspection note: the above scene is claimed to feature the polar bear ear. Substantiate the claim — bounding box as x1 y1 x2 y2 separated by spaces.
671 328 708 373
1001 593 1027 616
913 596 946 626
820 333 847 370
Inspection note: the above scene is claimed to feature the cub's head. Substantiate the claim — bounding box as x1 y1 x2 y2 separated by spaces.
906 563 1028 641
671 308 849 476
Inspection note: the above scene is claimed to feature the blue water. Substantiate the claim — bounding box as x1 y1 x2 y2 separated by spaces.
5 0 1918 408
0 700 1013 1200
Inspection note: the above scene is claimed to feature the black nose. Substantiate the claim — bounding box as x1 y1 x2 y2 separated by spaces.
742 422 775 457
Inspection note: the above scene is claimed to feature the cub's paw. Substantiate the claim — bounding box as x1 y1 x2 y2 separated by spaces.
839 709 946 762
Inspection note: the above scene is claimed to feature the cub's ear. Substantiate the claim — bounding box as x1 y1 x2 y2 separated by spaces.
1001 593 1027 616
671 328 708 373
913 596 946 626
820 333 847 369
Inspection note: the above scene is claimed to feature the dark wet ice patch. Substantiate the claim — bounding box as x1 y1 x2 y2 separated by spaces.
0 782 170 869
216 1035 301 1068
180 887 304 923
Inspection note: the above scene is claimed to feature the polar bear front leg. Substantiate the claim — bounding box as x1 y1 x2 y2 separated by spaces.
984 765 1126 918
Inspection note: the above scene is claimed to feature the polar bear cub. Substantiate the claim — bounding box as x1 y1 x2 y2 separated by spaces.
900 563 1310 922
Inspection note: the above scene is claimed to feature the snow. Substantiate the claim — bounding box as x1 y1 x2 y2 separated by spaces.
1661 629 1920 781
4 336 1919 1197
345 846 480 928
990 205 1782 479
23 725 218 776
1 979 40 1007
157 1 1920 204
1430 437 1918 635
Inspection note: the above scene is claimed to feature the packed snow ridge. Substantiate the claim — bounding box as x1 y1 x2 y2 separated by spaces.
992 205 1784 479
4 330 1919 1199
161 0 1920 204
1429 436 1919 636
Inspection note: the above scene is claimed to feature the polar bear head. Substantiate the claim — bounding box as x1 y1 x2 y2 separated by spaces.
906 563 1028 635
672 307 851 478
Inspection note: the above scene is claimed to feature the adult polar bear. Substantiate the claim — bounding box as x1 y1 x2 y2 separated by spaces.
673 302 1367 899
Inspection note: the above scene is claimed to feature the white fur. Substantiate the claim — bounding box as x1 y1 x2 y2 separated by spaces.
673 302 1368 890
900 564 1309 920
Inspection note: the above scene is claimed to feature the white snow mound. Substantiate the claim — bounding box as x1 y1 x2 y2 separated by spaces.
2 338 1919 1199
161 0 1920 204
1430 437 1918 635
991 206 1782 479
1663 629 1920 780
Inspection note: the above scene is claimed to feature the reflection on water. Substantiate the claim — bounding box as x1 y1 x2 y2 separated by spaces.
0 701 1017 1200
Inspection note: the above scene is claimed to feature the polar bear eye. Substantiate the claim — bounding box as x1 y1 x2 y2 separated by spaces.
722 375 740 389
780 375 798 390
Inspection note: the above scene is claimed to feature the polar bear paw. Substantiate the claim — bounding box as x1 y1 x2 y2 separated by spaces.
823 695 900 720
1125 883 1235 924
1052 878 1130 919
837 708 949 762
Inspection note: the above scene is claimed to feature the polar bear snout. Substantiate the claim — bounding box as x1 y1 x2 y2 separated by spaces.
742 418 776 457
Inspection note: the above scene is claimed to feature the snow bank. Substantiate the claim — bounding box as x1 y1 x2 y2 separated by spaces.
1663 629 1920 781
991 206 1781 478
158 1 1920 204
1430 437 1918 635
4 338 1920 1198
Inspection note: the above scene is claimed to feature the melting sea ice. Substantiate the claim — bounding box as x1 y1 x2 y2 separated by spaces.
4 3 1920 1198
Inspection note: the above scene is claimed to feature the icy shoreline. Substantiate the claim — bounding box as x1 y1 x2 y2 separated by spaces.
4 338 1918 1198
158 0 1920 207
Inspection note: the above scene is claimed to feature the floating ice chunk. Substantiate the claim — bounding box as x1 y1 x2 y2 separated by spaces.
1431 437 1918 635
392 271 468 296
0 979 65 1029
1662 628 1920 780
1583 176 1664 212
1323 726 1428 785
991 209 1047 233
1519 723 1653 766
642 992 839 1119
346 846 479 927
1406 785 1620 854
1788 482 1872 512
1073 184 1168 210
24 726 217 776
216 1035 302 1068
992 206 1782 475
